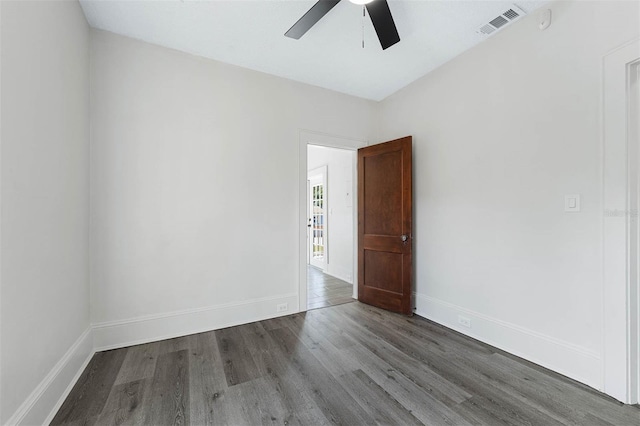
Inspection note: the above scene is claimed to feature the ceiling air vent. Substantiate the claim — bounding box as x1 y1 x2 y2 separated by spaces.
476 5 526 37
478 24 496 35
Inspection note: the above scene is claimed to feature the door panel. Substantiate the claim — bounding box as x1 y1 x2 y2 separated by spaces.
358 136 412 315
363 251 403 293
363 151 403 236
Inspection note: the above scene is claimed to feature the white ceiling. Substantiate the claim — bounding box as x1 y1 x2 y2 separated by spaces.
79 0 547 101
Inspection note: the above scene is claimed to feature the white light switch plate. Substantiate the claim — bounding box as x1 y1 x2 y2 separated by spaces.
565 194 581 212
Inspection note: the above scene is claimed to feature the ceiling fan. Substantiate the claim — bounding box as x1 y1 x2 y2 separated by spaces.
285 0 401 50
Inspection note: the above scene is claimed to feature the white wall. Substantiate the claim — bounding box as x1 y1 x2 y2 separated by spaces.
90 30 376 347
308 145 355 283
0 1 91 424
377 0 640 391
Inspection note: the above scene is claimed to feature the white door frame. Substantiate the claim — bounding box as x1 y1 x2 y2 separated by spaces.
603 38 640 404
631 56 640 406
308 165 328 271
298 130 367 312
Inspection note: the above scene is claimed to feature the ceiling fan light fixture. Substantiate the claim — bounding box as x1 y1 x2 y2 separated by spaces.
285 0 400 50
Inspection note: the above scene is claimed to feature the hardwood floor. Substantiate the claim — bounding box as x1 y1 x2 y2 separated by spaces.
307 266 354 310
51 302 640 426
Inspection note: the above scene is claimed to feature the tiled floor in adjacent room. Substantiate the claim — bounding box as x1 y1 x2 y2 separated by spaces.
307 265 354 310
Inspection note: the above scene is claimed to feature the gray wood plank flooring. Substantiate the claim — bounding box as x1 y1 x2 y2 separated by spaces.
307 266 354 310
51 302 640 426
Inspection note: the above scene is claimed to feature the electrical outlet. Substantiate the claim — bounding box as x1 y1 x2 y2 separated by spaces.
458 315 471 328
277 303 288 313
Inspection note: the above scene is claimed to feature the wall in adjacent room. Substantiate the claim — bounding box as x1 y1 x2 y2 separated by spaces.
90 30 376 349
0 1 92 424
377 0 640 390
308 145 355 284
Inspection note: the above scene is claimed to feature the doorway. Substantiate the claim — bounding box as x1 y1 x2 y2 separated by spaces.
308 166 327 271
298 131 366 312
306 146 355 310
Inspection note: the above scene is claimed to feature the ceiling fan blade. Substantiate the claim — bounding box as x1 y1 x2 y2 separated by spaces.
366 0 400 50
285 0 341 40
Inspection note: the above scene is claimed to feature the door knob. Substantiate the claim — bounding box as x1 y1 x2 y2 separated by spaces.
401 235 408 242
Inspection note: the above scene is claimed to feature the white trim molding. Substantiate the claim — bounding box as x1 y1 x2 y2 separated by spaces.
0 1 4 422
415 293 603 390
603 38 640 404
322 269 354 285
5 327 94 426
92 293 299 351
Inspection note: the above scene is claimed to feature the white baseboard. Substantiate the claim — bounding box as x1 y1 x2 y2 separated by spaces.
6 293 301 425
323 269 353 285
6 327 94 426
414 293 603 391
4 292 606 424
93 293 300 351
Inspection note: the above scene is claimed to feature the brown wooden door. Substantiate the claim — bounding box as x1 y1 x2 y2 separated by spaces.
358 136 412 315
